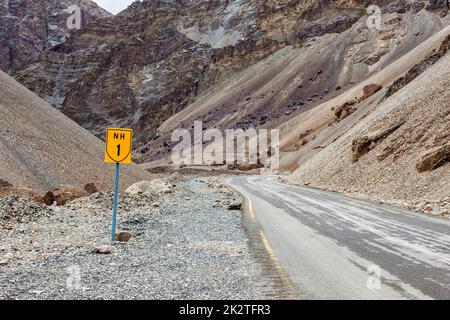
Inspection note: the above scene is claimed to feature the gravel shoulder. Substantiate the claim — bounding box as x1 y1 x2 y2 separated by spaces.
0 177 286 300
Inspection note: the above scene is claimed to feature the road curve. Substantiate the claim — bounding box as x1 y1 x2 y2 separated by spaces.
228 176 450 300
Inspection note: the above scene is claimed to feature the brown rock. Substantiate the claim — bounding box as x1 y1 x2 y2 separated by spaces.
227 202 243 210
334 100 357 122
362 84 382 100
84 183 98 195
352 121 405 162
42 186 89 206
227 163 264 171
95 245 112 254
0 179 12 189
115 232 132 243
416 144 450 173
0 184 44 203
42 191 56 206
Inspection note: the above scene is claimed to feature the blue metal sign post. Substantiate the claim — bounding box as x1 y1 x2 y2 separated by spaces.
104 127 133 243
111 162 120 242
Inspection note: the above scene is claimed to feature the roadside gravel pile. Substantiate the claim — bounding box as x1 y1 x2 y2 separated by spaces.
0 196 53 224
413 197 450 217
0 177 281 299
281 176 449 219
66 192 160 212
206 179 243 209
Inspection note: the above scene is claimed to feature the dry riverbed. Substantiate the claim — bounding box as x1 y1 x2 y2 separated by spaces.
0 177 285 300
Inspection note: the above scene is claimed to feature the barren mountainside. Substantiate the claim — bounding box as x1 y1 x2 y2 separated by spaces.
15 0 448 163
289 51 450 204
0 0 111 74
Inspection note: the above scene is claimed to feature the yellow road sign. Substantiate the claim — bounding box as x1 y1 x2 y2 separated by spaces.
104 128 133 164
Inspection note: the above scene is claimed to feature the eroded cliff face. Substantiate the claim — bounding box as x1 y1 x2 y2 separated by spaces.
11 0 445 163
0 0 111 74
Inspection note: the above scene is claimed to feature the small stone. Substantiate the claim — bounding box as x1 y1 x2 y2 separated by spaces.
84 183 98 195
0 259 8 266
415 202 426 211
227 202 242 210
95 245 112 254
162 187 173 194
115 232 132 242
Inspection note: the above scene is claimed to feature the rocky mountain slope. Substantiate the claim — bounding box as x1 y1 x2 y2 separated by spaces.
158 1 448 164
0 0 111 74
15 0 264 155
0 70 149 193
15 0 444 163
289 46 450 205
278 19 450 169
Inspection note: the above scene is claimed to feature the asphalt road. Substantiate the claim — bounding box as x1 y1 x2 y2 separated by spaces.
228 176 450 300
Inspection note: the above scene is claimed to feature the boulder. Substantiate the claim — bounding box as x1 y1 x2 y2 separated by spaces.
125 178 174 195
95 245 112 254
115 232 132 243
352 121 405 162
227 163 264 171
0 179 12 189
84 183 98 195
334 100 357 122
227 202 243 210
416 144 450 173
42 186 89 206
362 84 382 100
